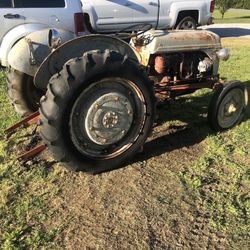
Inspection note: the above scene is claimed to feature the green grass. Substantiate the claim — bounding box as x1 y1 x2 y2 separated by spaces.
214 9 250 23
0 39 250 248
176 39 250 246
0 71 63 248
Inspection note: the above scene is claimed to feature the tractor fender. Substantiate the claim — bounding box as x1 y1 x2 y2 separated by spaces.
34 35 141 89
0 23 48 67
8 28 75 77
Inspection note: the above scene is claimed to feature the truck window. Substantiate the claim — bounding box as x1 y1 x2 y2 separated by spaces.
0 0 12 7
14 0 65 8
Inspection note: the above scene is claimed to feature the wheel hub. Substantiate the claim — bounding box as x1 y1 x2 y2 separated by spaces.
218 88 244 128
180 21 195 30
226 103 237 115
85 92 133 145
103 111 119 128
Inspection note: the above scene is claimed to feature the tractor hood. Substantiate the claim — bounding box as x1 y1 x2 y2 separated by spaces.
132 29 222 66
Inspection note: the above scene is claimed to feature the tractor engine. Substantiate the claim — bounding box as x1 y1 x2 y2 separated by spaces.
149 52 213 82
131 29 222 100
148 52 214 100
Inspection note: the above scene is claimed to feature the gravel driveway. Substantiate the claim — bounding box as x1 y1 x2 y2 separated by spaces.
201 23 250 38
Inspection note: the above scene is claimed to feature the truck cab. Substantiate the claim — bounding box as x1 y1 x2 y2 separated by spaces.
82 0 215 33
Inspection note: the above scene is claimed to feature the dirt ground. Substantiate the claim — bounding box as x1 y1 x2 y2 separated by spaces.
41 123 233 249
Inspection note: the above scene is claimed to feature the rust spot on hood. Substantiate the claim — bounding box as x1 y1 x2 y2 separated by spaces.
171 31 215 42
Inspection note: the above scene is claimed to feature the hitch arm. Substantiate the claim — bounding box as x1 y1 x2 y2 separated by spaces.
5 111 47 162
5 111 40 138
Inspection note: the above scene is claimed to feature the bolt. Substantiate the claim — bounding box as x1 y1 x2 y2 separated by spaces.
40 95 47 102
37 120 43 126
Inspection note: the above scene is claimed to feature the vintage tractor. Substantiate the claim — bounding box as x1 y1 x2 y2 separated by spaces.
5 26 248 173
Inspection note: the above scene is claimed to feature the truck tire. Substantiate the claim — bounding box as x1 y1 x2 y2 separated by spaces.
208 81 248 131
7 68 43 116
176 16 197 30
39 50 155 173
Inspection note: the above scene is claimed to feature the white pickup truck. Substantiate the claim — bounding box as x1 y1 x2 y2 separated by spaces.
0 0 84 67
82 0 215 32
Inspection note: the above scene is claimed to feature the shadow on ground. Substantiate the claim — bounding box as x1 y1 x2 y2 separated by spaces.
208 28 250 38
234 16 250 19
133 81 250 163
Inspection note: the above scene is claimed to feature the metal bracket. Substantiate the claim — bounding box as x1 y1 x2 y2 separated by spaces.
5 111 40 139
5 111 47 161
25 38 37 65
18 144 47 162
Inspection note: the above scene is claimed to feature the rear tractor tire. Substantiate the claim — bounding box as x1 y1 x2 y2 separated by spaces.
39 50 155 173
208 81 248 131
7 68 44 116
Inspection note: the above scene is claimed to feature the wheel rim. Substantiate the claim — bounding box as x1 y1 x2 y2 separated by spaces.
70 77 147 159
85 92 134 145
217 88 245 128
179 20 196 30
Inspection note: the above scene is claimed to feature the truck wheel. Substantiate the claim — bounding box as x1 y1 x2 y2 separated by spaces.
208 81 248 131
176 16 197 30
39 50 155 173
7 69 43 116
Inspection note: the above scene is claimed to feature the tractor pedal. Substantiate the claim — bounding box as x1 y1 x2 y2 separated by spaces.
5 111 40 139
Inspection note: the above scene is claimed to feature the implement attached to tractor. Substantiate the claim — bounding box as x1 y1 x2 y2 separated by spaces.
5 111 46 161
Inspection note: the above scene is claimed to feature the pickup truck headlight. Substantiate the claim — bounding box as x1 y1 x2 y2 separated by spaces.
48 29 62 50
216 48 230 61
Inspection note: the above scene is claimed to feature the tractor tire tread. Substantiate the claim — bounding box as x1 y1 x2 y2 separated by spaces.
40 49 155 173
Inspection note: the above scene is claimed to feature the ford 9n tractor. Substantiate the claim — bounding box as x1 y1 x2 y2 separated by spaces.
5 26 248 173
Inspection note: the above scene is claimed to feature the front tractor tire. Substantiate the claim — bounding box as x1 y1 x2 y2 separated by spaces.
208 81 248 131
39 50 155 173
7 69 44 116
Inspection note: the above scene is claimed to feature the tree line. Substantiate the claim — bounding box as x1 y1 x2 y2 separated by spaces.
233 0 250 9
217 0 250 18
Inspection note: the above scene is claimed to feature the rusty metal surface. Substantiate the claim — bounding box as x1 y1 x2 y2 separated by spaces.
5 110 46 161
153 79 216 100
5 111 40 138
17 144 46 162
167 82 214 91
34 35 141 89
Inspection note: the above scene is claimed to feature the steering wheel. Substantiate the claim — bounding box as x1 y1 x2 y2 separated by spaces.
113 23 153 40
